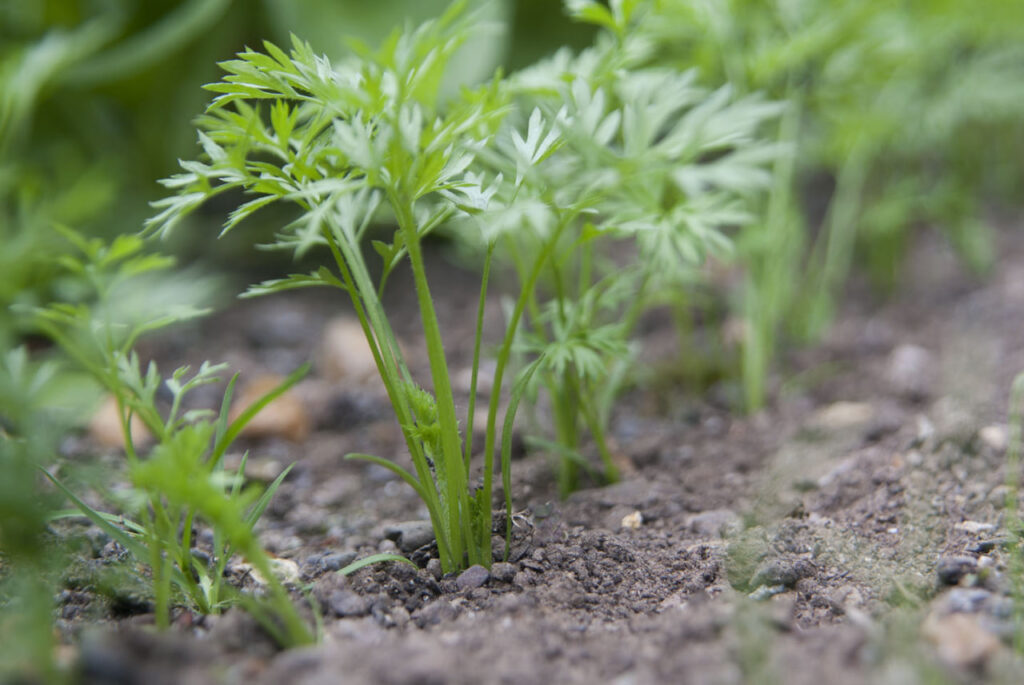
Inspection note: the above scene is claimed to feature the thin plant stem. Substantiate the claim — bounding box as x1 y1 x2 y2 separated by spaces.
465 243 495 472
483 215 573 553
323 222 456 568
391 193 475 569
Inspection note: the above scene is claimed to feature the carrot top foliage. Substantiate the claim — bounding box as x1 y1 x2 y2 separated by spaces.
149 0 779 570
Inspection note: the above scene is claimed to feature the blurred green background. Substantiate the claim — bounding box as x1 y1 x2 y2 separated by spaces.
0 0 595 349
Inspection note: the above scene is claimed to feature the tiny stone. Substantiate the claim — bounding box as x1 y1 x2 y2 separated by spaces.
329 590 370 617
978 425 1008 452
751 558 814 589
269 558 301 586
687 509 741 538
768 593 796 629
230 375 310 442
942 587 993 614
956 521 995 535
620 510 643 530
456 565 490 591
321 552 358 573
383 521 436 553
813 402 874 431
513 571 535 588
887 344 935 400
89 395 152 450
749 585 788 600
967 538 1009 554
937 556 978 586
490 562 517 583
426 558 443 581
319 317 381 385
414 598 456 627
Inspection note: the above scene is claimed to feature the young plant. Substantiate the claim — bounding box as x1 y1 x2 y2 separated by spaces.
632 0 1024 410
28 228 313 647
0 347 80 684
147 0 779 569
466 0 782 494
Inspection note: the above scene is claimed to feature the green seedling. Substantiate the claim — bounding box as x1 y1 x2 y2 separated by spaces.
0 347 81 684
28 228 313 646
147 0 778 568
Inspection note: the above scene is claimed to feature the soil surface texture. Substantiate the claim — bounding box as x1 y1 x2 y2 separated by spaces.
56 220 1024 685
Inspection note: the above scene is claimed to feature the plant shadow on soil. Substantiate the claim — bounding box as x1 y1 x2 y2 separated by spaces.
59 220 1024 685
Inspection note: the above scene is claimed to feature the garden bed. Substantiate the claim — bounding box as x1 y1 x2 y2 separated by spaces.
59 219 1024 684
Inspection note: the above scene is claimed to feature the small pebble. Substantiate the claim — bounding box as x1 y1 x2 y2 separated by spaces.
812 401 874 431
456 565 490 591
321 552 358 573
329 590 370 617
751 558 814 589
955 521 995 535
978 425 1008 452
414 599 456 627
490 562 517 583
936 556 977 586
887 344 935 400
620 510 643 530
941 587 994 614
687 509 741 538
319 317 383 386
426 558 443 581
967 538 1009 554
230 375 310 442
88 395 151 450
384 521 436 553
270 558 301 586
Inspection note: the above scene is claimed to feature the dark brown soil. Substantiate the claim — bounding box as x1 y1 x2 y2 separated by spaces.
57 219 1024 684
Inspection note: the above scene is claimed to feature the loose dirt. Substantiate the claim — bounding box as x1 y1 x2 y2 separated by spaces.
57 219 1024 684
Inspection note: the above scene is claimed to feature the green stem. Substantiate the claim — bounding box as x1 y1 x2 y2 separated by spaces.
323 222 455 568
742 96 801 412
483 215 573 554
578 384 618 485
803 145 869 338
390 193 474 570
551 381 580 497
465 243 495 472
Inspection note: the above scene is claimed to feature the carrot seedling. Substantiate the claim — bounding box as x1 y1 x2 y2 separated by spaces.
29 229 313 646
148 0 778 568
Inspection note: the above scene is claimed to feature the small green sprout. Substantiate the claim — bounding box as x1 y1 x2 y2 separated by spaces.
29 228 313 647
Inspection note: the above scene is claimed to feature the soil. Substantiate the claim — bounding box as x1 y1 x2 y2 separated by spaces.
50 218 1024 684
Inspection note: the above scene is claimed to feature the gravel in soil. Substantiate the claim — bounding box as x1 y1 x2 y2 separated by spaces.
61 224 1024 684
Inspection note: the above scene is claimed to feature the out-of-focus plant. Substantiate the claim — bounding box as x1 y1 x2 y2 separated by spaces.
0 0 514 353
27 229 313 646
0 346 79 684
630 0 1024 410
462 0 783 494
0 0 242 351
